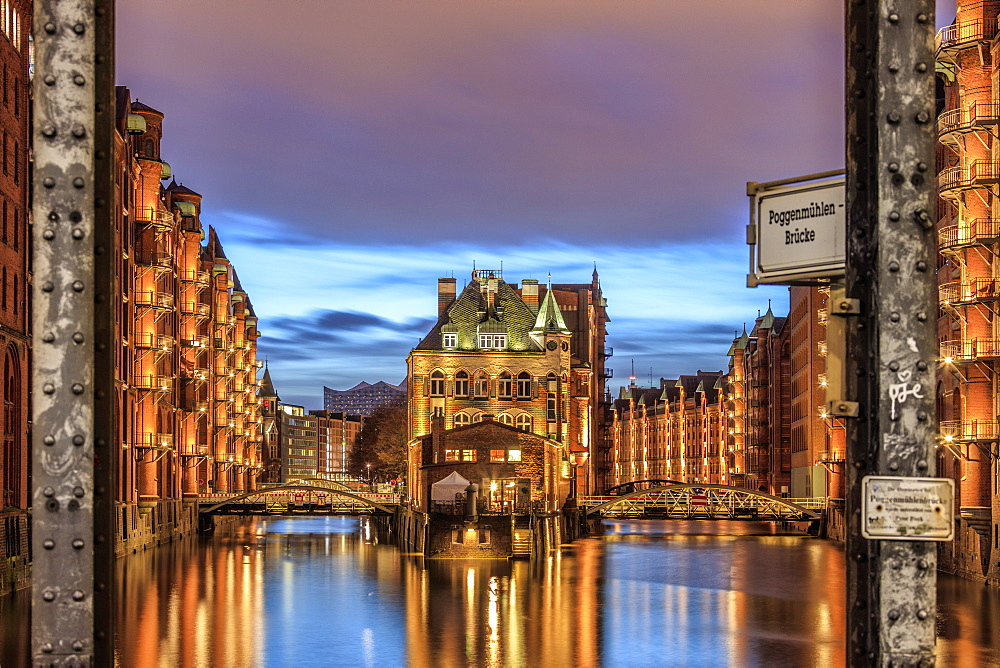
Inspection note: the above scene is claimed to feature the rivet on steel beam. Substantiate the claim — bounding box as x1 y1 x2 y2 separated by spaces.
917 13 928 23
72 125 86 138
916 261 928 272
73 74 85 86
42 332 55 343
917 411 928 421
917 361 927 371
42 590 55 602
71 281 85 292
41 125 56 138
72 641 84 652
889 312 900 322
43 74 55 86
916 111 930 124
73 23 85 35
72 538 85 550
917 459 928 470
43 22 56 34
889 462 898 471
888 13 899 23
73 486 85 498
917 609 928 620
72 332 84 344
916 63 928 73
72 177 84 188
72 435 84 446
917 162 928 173
914 209 931 228
888 162 900 172
72 590 85 601
41 643 53 654
887 112 901 124
45 498 59 511
71 383 85 394
43 434 55 445
70 211 82 222
888 261 899 272
43 486 55 497
72 228 84 240
889 361 899 371
43 539 55 550
42 383 55 394
888 63 899 73
42 230 55 241
889 210 900 221
48 211 59 221
42 177 55 188
917 558 929 569
916 312 928 321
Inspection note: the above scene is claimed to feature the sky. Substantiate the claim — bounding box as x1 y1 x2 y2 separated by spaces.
115 1 955 409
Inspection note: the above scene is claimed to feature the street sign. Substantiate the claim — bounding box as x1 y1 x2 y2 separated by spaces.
747 173 845 285
861 476 954 541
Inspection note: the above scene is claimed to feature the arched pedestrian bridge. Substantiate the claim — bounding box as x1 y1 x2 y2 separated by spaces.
199 484 400 517
579 484 822 522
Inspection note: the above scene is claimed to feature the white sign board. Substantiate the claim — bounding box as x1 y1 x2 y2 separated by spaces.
749 177 845 284
861 475 954 541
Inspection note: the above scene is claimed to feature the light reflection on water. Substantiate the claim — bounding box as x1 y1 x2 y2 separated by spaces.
1 517 997 666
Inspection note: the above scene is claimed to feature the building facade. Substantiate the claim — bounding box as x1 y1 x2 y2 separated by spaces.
113 90 264 553
323 380 406 417
934 0 1000 585
0 0 29 595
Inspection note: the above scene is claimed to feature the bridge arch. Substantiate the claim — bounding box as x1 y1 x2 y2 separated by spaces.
584 483 821 521
201 484 395 515
604 479 684 496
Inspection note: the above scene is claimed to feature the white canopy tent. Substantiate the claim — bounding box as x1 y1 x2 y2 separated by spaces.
431 471 472 502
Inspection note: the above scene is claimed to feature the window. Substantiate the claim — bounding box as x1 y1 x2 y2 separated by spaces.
455 370 470 397
460 450 475 461
442 332 456 348
472 412 483 423
498 372 513 399
516 415 532 432
430 371 445 396
454 412 470 427
479 333 506 350
498 413 513 426
444 449 460 461
490 449 505 462
517 372 532 399
508 449 522 462
473 371 489 398
547 394 557 421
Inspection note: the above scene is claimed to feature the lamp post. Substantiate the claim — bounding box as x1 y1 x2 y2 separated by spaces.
366 463 372 488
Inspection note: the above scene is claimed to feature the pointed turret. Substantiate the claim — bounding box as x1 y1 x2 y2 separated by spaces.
259 364 279 401
532 288 570 333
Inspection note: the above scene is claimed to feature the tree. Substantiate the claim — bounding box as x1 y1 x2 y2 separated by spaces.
349 396 408 483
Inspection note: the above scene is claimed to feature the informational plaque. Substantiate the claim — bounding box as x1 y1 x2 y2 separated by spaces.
861 476 954 541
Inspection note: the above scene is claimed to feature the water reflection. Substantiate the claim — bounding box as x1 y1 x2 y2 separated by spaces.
2 517 998 666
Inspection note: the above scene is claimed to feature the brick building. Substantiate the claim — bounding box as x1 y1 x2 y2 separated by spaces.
406 268 610 497
934 1 1000 584
112 90 263 552
0 0 28 595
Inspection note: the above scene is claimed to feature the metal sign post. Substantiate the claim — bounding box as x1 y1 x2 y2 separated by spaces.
844 2 940 665
31 0 115 664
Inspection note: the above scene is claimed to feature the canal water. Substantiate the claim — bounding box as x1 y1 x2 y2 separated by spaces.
2 518 998 667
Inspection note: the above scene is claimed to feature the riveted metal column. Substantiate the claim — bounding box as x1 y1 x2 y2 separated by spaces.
31 0 111 664
845 2 937 666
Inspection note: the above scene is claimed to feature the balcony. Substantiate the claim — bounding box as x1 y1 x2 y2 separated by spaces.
178 443 209 457
132 332 174 350
134 290 174 310
938 161 1000 200
179 301 210 317
938 102 1000 146
938 218 1000 252
939 419 999 443
940 338 1000 363
938 278 1000 306
603 346 614 357
132 432 174 450
601 368 614 379
134 207 175 231
936 18 999 61
180 336 210 349
179 268 210 286
135 249 172 270
131 374 173 392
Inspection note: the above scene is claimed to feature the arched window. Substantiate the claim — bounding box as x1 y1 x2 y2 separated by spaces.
2 347 19 508
515 414 532 432
498 413 513 426
472 412 483 423
516 372 532 399
429 370 445 397
144 138 155 157
454 412 470 427
473 371 489 398
455 370 470 397
498 372 513 399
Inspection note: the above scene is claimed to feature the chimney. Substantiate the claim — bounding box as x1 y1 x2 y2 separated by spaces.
438 278 457 316
431 414 446 459
522 279 539 312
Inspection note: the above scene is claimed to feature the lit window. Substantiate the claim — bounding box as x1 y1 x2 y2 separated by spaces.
430 371 445 397
454 413 470 427
472 412 483 423
515 414 532 432
479 333 506 350
490 449 505 462
442 332 457 348
498 372 513 399
455 370 470 397
444 449 460 461
474 371 489 398
460 450 475 461
517 372 532 399
498 413 513 426
508 449 522 462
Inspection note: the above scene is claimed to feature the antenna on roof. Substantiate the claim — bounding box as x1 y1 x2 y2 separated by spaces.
547 272 552 288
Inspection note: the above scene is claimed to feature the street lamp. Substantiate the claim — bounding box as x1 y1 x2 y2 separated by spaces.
366 463 372 487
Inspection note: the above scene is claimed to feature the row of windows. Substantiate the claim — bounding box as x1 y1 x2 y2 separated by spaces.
429 370 539 399
443 449 522 463
442 333 506 350
0 2 21 51
453 412 532 431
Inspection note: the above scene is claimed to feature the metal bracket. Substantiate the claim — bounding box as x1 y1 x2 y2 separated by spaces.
830 298 861 316
827 400 860 418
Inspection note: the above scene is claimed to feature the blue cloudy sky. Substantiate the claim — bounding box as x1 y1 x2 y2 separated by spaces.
116 1 956 408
